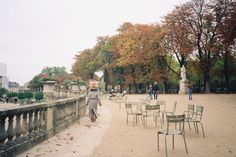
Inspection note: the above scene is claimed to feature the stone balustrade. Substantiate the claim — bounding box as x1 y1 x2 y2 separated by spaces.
0 95 86 157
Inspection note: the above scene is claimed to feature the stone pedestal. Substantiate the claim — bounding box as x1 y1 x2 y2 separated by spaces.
43 81 56 100
71 82 79 94
179 79 188 94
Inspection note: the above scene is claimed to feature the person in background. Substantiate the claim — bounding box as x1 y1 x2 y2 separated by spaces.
187 82 193 100
148 85 153 100
153 82 160 100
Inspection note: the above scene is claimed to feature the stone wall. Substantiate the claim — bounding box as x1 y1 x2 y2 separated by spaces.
0 95 86 157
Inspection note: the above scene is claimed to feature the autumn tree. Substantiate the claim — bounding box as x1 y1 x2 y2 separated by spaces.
162 4 194 77
217 0 236 92
178 0 234 93
72 48 102 80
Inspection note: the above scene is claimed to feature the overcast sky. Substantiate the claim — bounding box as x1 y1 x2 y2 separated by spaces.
0 0 188 85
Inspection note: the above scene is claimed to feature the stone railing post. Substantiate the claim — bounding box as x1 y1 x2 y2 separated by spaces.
7 115 14 142
28 111 34 134
22 112 28 136
34 110 39 131
0 116 7 144
15 113 22 139
45 106 54 137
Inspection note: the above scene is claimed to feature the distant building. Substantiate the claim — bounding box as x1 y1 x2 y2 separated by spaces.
0 63 9 89
18 82 30 92
8 81 20 92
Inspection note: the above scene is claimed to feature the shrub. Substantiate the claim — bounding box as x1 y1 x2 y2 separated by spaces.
24 91 33 99
34 92 44 101
17 92 26 100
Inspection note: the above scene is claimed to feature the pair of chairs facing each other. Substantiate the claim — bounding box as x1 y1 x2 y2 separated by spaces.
125 101 163 127
157 114 188 157
184 104 205 137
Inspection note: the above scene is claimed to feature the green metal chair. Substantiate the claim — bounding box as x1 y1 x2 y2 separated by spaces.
142 104 162 127
157 114 188 157
125 102 142 125
188 105 205 137
183 104 195 130
156 100 166 123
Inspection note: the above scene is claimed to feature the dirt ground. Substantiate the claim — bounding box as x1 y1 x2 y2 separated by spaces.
18 94 236 157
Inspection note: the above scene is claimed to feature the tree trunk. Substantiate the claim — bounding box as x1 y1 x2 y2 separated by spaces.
204 72 211 93
224 51 230 93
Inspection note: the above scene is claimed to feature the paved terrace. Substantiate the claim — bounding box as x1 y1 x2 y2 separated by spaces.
17 94 236 157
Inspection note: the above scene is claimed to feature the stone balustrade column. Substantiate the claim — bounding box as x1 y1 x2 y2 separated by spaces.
22 112 28 136
34 110 39 131
28 111 34 133
7 115 14 141
15 113 22 139
0 116 7 144
38 110 42 130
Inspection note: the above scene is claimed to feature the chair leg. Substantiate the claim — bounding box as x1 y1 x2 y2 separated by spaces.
188 121 191 130
195 122 199 133
159 117 163 128
133 115 135 126
182 134 188 154
157 132 160 151
165 136 168 157
155 117 157 127
172 135 174 149
126 115 128 124
199 122 205 137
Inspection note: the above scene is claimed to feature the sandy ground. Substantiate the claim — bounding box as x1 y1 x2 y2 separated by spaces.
18 94 236 157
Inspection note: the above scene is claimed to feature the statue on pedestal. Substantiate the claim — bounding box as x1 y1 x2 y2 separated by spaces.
180 65 186 80
179 65 188 94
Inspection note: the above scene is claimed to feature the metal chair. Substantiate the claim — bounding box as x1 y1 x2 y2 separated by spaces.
142 104 162 127
188 105 205 137
157 114 188 157
125 102 142 125
156 100 166 123
183 104 195 130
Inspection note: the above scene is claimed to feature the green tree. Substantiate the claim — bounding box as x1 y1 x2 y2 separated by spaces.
72 49 102 80
34 92 44 102
0 88 8 98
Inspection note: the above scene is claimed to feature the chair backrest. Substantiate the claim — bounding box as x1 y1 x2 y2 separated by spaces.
166 114 185 133
125 102 139 114
125 103 133 114
144 104 160 116
195 105 204 121
156 101 166 110
145 104 160 110
188 104 195 112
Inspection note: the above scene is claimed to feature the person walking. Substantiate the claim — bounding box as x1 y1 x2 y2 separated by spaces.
187 82 193 100
148 85 153 100
86 88 102 122
153 82 159 100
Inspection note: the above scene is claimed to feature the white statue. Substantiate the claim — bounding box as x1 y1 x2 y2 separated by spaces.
180 65 186 80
